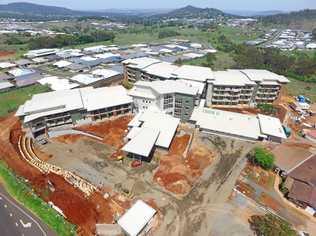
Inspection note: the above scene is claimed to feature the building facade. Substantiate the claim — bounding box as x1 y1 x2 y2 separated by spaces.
128 80 199 121
16 86 133 138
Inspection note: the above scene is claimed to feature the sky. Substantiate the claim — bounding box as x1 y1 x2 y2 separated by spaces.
1 0 316 11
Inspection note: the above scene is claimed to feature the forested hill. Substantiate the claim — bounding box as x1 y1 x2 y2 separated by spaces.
260 9 316 30
153 5 234 19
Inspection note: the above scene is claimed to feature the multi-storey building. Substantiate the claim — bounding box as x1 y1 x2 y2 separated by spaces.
123 57 289 107
128 80 199 121
16 86 133 137
206 69 289 106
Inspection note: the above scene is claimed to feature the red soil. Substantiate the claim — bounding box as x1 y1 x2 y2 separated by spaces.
52 134 83 144
0 51 15 58
75 116 131 148
0 115 131 235
154 135 213 196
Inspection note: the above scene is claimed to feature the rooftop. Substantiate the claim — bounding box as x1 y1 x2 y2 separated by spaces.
172 65 213 82
117 200 156 236
241 69 290 83
122 57 161 70
258 114 287 139
191 107 262 140
211 70 257 86
143 62 179 79
17 86 132 122
132 80 199 96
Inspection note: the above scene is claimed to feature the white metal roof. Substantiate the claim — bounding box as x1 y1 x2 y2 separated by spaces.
143 62 179 79
137 110 180 148
94 52 121 59
122 127 160 157
38 76 79 91
70 74 100 85
122 57 161 69
91 69 120 78
133 80 199 96
17 86 132 122
182 52 205 59
177 79 205 95
0 81 14 90
211 70 256 86
117 200 156 236
258 114 286 139
81 86 133 112
191 107 262 140
0 62 16 69
8 68 35 77
80 56 98 62
53 60 72 68
83 45 108 52
240 69 289 84
172 65 214 82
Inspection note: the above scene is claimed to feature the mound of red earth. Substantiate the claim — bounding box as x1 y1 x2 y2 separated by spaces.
154 135 213 196
75 116 132 148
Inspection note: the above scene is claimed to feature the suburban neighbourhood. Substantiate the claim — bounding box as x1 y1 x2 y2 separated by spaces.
0 1 316 236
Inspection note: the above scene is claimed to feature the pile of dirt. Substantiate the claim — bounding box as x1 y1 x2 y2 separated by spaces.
154 134 213 196
75 116 132 148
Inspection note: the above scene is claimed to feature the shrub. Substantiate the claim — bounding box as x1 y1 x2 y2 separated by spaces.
250 147 275 170
249 214 297 236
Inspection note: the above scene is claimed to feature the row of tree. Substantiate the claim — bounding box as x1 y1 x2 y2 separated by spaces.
28 30 115 49
233 45 316 83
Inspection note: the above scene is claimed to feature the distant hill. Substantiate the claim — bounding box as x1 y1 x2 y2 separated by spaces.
155 5 234 19
0 2 108 20
225 10 284 17
261 9 316 30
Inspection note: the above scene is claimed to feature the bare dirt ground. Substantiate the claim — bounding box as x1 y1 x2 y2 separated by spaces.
237 162 316 234
0 115 132 236
39 121 256 236
75 116 132 148
154 130 214 197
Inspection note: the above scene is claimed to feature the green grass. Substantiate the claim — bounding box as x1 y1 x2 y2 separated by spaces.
0 84 50 117
183 51 236 70
286 78 316 102
0 161 76 236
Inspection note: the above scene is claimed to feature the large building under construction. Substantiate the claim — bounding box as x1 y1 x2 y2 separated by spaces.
16 86 133 137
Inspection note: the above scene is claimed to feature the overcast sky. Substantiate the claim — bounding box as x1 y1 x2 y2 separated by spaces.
1 0 316 11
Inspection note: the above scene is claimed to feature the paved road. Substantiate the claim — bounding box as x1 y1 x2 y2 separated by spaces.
0 184 56 236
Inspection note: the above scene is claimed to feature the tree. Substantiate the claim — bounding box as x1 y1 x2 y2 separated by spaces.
158 29 179 39
312 28 316 40
249 214 297 236
250 147 275 170
202 53 216 67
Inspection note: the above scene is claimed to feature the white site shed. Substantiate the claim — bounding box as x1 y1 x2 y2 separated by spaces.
118 200 157 236
257 114 286 142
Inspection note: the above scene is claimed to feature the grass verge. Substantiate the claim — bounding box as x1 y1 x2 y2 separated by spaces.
0 160 76 236
0 84 50 117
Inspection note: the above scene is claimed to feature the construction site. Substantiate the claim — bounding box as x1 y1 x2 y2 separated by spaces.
0 108 263 235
